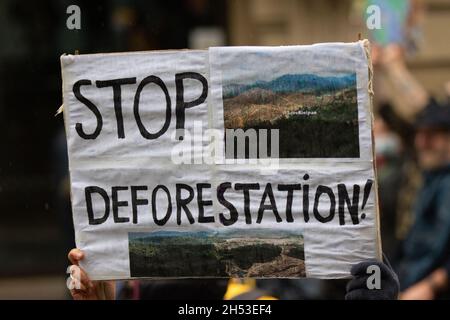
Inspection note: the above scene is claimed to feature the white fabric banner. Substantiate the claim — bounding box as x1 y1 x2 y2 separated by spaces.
61 41 381 280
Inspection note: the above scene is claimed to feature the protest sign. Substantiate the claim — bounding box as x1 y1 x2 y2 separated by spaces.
61 40 381 280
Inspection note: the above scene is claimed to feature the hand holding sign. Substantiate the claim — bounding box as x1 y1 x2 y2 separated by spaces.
68 249 115 300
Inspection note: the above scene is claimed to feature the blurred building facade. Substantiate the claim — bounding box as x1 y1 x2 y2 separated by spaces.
228 0 450 97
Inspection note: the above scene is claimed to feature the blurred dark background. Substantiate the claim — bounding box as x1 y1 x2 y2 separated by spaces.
0 0 227 298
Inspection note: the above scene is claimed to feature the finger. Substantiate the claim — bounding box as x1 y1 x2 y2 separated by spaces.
346 279 399 300
350 260 395 279
71 290 86 300
103 281 116 300
346 275 367 292
345 288 375 300
347 276 398 295
346 287 396 300
70 265 94 289
68 248 84 266
350 260 380 276
69 278 88 292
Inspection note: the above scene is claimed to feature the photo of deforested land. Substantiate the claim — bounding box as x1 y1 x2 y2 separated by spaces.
223 73 359 158
129 229 305 278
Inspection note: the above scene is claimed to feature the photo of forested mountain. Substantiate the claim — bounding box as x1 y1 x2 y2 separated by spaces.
129 229 305 278
223 72 359 158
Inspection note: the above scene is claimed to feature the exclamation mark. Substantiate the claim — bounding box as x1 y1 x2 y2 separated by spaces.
360 179 373 220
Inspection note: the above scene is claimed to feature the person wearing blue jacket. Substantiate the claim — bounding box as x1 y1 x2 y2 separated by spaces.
398 99 450 299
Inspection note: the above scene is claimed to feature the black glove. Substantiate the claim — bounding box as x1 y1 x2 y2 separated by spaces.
345 256 399 300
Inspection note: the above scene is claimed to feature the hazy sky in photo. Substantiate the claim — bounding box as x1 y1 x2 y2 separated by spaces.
214 43 363 86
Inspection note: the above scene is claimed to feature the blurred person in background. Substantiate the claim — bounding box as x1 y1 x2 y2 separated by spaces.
446 81 450 104
396 99 450 299
374 104 423 265
374 114 404 260
368 0 428 124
